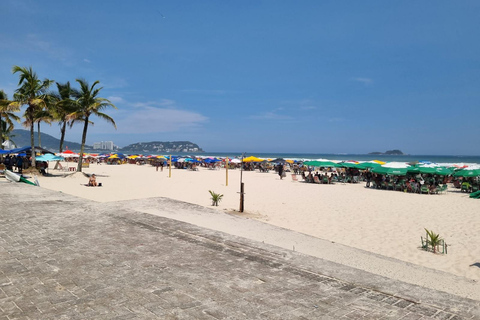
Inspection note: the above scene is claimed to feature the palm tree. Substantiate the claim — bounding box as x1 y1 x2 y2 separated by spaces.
0 119 16 148
70 79 117 172
11 66 53 167
32 107 53 148
51 82 76 153
0 90 20 149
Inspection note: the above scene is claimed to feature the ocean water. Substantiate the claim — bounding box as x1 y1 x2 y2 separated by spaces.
159 152 480 166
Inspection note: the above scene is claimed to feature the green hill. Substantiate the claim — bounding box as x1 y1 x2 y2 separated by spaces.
9 129 88 152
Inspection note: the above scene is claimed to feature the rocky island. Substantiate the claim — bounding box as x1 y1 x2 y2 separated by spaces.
119 141 203 154
368 150 404 155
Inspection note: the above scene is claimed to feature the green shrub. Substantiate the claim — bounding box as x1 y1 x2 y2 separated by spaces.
209 190 223 206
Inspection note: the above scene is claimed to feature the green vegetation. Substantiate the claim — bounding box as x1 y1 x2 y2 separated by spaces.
68 79 117 172
209 190 224 206
0 90 20 149
0 66 117 172
424 228 443 253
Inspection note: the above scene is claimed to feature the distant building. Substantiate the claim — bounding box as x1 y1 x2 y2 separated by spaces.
93 141 114 151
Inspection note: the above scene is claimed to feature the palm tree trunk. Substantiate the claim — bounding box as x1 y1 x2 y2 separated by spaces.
77 117 89 172
29 109 36 168
59 121 66 153
37 122 42 147
0 114 4 150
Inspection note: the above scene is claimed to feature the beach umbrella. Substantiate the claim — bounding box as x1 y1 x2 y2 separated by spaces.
359 161 382 169
453 169 480 177
36 154 65 162
372 166 408 176
243 156 263 162
230 159 242 164
270 158 286 163
382 162 410 169
340 162 368 170
303 160 342 168
407 166 453 176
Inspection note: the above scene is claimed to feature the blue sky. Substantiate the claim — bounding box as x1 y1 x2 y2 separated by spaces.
1 1 479 155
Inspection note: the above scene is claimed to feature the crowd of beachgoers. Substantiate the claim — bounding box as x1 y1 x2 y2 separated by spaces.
2 150 480 196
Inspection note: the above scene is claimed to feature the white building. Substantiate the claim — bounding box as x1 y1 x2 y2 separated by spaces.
93 141 114 150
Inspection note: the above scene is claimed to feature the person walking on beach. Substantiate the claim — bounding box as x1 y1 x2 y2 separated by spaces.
277 163 284 180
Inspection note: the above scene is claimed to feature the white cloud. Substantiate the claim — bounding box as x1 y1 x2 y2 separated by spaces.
250 112 293 120
107 96 125 104
181 89 228 95
116 106 208 134
351 77 373 85
83 58 91 63
132 99 176 108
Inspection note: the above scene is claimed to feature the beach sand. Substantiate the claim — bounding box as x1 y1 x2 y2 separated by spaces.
36 162 480 288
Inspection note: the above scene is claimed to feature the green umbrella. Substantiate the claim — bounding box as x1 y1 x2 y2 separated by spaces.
303 160 342 168
372 167 409 176
359 162 382 169
407 166 454 176
453 169 480 177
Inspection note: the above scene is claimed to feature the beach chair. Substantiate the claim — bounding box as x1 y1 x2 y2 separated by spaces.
461 182 471 193
322 177 329 184
291 174 298 182
436 184 448 194
313 176 321 184
420 185 430 194
421 236 428 251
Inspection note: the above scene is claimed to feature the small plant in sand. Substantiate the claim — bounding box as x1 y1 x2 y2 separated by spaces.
424 228 443 253
209 190 223 206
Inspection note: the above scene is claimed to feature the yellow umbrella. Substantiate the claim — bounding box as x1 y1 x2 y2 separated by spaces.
127 155 139 159
108 154 119 159
156 155 166 159
372 160 386 165
286 159 294 164
243 156 263 162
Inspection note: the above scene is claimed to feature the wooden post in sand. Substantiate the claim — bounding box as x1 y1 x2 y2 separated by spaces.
239 153 245 212
226 157 229 186
168 155 172 178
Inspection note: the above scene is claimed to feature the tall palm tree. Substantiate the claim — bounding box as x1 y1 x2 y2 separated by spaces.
70 79 117 172
0 119 16 148
32 107 53 147
11 66 53 167
51 82 76 153
0 90 20 149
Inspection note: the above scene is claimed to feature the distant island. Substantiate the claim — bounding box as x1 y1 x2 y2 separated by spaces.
368 150 404 155
119 141 204 153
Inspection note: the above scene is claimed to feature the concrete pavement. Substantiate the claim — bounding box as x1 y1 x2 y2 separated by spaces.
0 181 479 319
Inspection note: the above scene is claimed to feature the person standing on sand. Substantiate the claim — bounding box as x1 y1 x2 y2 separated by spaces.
277 163 284 180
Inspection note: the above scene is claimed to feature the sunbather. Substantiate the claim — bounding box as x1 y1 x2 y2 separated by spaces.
88 174 98 187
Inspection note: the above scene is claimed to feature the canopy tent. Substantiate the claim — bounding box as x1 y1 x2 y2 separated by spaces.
0 146 54 155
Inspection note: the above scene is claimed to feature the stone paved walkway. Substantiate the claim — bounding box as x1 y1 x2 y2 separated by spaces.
0 182 479 319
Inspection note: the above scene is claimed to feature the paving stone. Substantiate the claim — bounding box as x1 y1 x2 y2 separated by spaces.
0 183 478 319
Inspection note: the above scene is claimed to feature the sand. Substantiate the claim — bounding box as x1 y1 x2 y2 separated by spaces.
36 162 480 290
